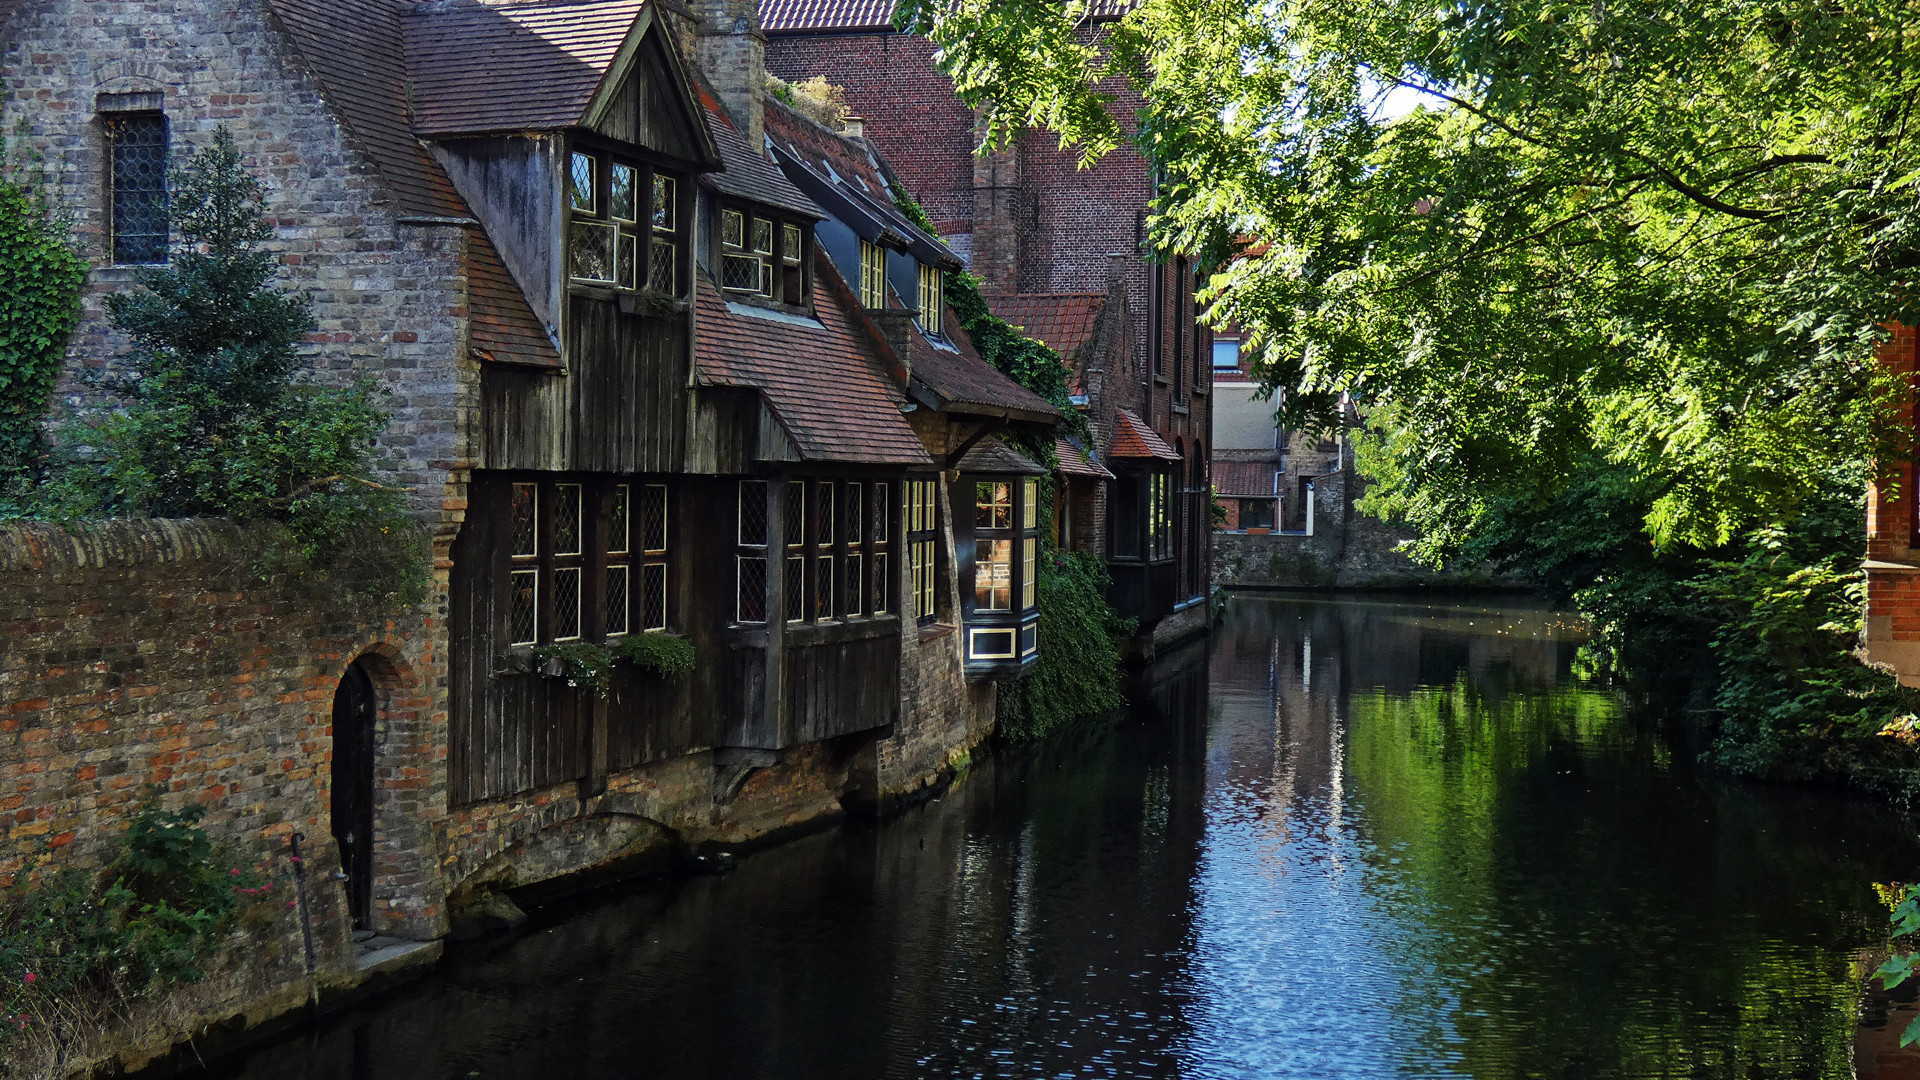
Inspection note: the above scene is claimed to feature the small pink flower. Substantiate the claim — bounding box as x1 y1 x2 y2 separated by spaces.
22 973 34 985
287 900 298 908
231 868 241 877
290 856 301 864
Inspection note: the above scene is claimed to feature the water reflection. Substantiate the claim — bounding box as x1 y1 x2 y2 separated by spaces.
204 596 1919 1080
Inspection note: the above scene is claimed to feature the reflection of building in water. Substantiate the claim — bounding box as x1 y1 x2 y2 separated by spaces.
1210 595 1587 840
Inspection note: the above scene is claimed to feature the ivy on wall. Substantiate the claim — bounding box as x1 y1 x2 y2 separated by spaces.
0 134 87 498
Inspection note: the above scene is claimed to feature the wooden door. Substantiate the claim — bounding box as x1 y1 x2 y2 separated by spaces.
330 662 377 929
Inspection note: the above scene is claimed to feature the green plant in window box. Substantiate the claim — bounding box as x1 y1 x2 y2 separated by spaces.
616 632 695 679
531 641 616 693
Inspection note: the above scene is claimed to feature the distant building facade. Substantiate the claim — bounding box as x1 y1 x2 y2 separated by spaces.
763 0 1213 648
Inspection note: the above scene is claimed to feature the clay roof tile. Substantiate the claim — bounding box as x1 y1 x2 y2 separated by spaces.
1109 408 1181 461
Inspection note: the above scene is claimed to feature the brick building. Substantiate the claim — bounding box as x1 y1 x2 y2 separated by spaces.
0 0 1060 1061
762 0 1214 646
1866 325 1920 686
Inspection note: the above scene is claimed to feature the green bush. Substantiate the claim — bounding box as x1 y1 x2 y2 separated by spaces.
997 549 1134 742
533 640 616 693
0 804 273 1054
617 632 696 679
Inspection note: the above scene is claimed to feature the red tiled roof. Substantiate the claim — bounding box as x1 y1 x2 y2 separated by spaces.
701 97 825 219
993 293 1104 362
468 233 561 366
271 0 465 218
270 0 559 367
908 318 1056 421
1213 462 1279 497
759 0 1133 33
1054 437 1114 479
1109 408 1180 461
695 254 931 466
400 0 647 136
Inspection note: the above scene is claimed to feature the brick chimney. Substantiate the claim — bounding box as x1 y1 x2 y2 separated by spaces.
970 109 1021 298
679 0 765 146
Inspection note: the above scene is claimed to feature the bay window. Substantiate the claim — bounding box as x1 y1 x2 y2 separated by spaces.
723 206 809 302
958 469 1043 674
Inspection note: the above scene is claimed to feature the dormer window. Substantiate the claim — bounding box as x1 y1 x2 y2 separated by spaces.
722 207 809 303
917 263 942 335
569 149 678 295
859 239 885 309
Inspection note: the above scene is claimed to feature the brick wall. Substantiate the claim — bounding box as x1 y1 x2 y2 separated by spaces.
1865 324 1920 685
1 0 477 520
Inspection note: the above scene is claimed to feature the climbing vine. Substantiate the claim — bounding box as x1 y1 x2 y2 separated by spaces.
0 130 87 500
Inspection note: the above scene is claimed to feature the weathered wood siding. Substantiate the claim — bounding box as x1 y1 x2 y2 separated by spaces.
781 622 901 744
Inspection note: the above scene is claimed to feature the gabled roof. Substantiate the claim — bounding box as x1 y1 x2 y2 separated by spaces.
994 293 1105 363
759 0 1134 34
694 254 931 466
271 0 560 367
955 438 1046 477
1054 436 1115 479
907 323 1056 423
1109 408 1181 461
765 101 960 270
1213 462 1279 497
698 95 824 219
401 0 646 136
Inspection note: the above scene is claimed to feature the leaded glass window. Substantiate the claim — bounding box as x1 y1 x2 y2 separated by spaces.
107 113 169 265
569 147 679 295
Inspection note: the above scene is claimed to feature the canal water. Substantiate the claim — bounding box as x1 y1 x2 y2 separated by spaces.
206 595 1920 1079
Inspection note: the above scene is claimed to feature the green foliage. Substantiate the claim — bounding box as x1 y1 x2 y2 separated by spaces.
896 0 1920 551
0 129 87 497
533 640 616 693
997 548 1133 742
616 632 696 679
890 188 1086 445
1457 460 1920 789
1879 884 1920 1047
0 804 273 1055
22 128 427 605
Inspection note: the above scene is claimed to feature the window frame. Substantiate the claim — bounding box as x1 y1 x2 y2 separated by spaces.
917 263 943 335
104 111 170 266
958 471 1042 666
567 143 682 296
722 204 810 304
906 476 941 626
498 475 670 648
859 239 886 309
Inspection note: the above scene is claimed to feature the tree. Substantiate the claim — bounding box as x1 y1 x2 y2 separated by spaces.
894 0 1920 552
56 128 424 601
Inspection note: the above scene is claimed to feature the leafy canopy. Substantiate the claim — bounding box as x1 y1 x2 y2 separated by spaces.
896 0 1920 550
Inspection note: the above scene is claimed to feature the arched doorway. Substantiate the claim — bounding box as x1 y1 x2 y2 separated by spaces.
329 661 377 929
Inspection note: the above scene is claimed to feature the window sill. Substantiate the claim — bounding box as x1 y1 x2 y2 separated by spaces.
1172 401 1189 415
917 622 955 643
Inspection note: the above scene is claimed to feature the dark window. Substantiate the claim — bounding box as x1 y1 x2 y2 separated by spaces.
1172 257 1188 402
1150 471 1173 560
1240 498 1274 530
736 480 769 623
106 112 168 265
724 207 808 302
1111 473 1142 559
503 477 653 645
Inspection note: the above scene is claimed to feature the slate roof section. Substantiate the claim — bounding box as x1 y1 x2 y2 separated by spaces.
699 95 825 219
1054 437 1115 479
1109 408 1181 460
400 0 647 136
1213 462 1279 497
694 255 931 466
270 0 465 218
955 438 1047 477
994 293 1104 362
766 101 960 270
759 0 1134 33
908 328 1056 423
271 0 560 367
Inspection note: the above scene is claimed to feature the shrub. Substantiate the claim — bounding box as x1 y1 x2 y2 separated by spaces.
0 129 87 500
617 632 696 679
997 549 1134 742
532 640 616 693
0 804 274 1057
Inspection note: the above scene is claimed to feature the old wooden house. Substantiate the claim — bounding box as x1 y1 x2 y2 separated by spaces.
0 0 1054 973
